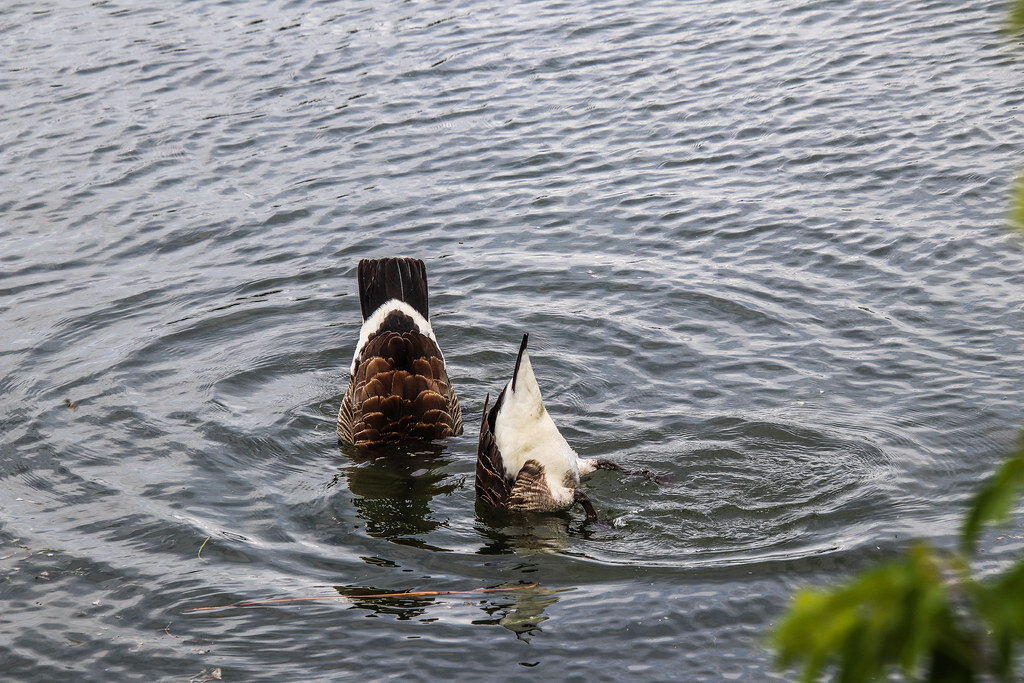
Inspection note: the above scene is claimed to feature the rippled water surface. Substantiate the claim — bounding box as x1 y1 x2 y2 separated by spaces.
3 0 1024 679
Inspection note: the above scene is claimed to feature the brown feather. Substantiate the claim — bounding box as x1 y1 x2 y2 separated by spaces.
338 258 462 448
508 459 559 512
338 327 462 447
475 392 512 507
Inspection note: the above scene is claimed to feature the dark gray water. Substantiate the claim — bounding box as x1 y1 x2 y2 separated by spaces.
3 0 1024 679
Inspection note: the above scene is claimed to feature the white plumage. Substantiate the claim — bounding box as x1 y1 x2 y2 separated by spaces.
492 345 583 509
349 299 439 376
476 334 610 517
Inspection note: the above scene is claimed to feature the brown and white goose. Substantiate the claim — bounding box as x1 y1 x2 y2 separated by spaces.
337 257 462 448
476 334 623 519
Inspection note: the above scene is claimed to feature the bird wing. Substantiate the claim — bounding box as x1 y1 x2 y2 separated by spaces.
475 392 512 507
337 376 357 444
448 390 463 436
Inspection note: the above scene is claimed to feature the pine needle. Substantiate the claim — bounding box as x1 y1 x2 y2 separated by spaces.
184 583 539 613
197 536 210 558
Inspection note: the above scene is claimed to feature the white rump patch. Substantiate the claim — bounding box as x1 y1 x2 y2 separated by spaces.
350 299 438 376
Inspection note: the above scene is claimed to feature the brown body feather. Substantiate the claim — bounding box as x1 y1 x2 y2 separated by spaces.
475 393 511 507
337 258 462 448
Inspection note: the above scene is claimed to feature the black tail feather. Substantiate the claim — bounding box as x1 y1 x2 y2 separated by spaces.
357 258 429 320
511 333 529 392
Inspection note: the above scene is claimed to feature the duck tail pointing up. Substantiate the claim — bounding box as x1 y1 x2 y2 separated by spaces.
357 257 429 321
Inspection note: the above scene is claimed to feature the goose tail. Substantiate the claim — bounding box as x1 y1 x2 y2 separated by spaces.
357 257 429 320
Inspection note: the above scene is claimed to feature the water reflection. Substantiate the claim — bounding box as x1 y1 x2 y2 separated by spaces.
332 442 462 549
472 584 565 642
475 503 592 555
332 584 436 621
333 582 564 641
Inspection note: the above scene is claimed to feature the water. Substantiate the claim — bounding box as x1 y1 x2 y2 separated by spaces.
2 0 1024 679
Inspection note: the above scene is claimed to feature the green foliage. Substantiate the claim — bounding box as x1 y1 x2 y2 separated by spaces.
772 546 976 682
1009 0 1024 35
1008 2 1024 234
972 560 1024 679
774 4 1024 679
1010 172 1024 234
773 433 1024 682
962 435 1024 554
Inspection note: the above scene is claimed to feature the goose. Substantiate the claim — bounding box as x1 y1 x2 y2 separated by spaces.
476 334 625 519
337 257 462 448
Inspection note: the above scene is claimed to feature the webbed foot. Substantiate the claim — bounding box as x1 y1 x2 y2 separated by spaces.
593 459 671 486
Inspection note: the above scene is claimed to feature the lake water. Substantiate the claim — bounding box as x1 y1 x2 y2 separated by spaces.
2 0 1024 680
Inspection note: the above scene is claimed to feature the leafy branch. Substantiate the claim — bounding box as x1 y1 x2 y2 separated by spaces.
773 6 1024 678
772 435 1024 681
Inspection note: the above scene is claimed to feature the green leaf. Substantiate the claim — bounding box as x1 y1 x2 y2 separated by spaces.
772 545 970 682
1009 0 1024 35
1011 171 1024 234
971 559 1024 678
961 434 1024 556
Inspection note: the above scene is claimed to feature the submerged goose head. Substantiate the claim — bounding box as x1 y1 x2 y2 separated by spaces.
337 257 462 448
476 334 600 517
